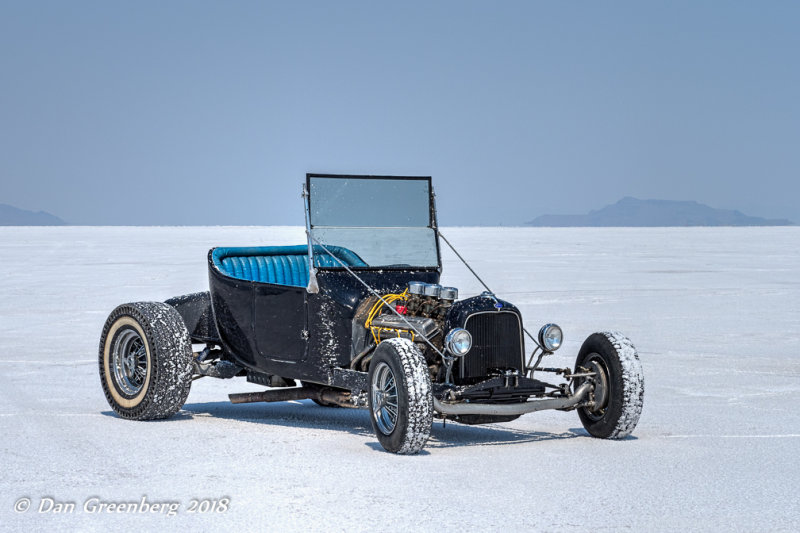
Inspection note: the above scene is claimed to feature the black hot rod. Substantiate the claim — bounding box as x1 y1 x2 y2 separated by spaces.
99 174 644 454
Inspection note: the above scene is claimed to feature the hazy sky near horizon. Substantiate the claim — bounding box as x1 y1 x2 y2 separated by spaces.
1 1 798 225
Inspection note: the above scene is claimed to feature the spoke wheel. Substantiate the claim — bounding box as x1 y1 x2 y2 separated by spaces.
111 328 148 396
371 362 399 435
99 302 193 420
367 338 433 454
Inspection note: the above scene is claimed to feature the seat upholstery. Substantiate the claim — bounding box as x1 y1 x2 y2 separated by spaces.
211 245 366 287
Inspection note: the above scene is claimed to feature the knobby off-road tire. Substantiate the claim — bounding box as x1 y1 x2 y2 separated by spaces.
99 302 193 420
575 331 644 439
368 338 433 454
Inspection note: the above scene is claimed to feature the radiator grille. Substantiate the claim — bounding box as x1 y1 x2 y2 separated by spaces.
458 311 524 380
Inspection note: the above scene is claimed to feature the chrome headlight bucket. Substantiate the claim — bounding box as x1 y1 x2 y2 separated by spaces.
445 328 472 357
538 323 563 352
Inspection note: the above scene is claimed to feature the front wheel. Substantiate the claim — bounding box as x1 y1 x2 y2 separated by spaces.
575 331 644 439
368 338 433 454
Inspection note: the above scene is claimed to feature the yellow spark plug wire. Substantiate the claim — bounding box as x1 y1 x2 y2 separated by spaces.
365 289 409 345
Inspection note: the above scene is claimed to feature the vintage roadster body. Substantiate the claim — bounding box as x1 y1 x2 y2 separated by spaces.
99 174 644 454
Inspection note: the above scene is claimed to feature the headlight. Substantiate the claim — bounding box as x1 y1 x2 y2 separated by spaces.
538 323 563 352
445 328 472 357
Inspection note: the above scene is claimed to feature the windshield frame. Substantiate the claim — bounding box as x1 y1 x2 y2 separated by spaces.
304 173 441 272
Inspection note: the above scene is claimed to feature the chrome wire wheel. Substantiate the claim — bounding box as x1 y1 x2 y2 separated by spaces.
371 361 399 435
111 328 148 396
100 302 193 420
367 338 433 454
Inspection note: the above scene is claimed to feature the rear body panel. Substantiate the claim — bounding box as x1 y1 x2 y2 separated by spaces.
164 291 219 343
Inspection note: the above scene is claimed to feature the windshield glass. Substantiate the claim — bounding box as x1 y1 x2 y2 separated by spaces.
307 176 439 268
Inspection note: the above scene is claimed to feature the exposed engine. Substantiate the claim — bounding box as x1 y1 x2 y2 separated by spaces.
351 281 459 378
368 282 456 336
352 280 529 393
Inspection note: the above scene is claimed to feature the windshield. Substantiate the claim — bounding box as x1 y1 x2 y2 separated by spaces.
307 175 439 269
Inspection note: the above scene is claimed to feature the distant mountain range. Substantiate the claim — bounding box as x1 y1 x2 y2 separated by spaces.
527 197 794 227
1 199 793 227
0 204 66 226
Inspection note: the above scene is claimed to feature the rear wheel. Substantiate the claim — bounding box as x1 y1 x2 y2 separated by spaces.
575 331 644 439
99 302 193 420
368 338 433 454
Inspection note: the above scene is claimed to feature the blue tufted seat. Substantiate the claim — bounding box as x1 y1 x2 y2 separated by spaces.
211 245 367 287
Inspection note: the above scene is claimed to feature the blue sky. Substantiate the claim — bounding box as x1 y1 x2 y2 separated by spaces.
1 1 798 225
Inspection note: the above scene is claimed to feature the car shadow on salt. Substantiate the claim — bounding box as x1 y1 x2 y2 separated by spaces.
170 400 595 449
425 423 584 448
100 410 197 422
178 400 375 437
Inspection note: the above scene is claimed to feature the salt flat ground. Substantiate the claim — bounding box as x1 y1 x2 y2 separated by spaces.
1 226 798 532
